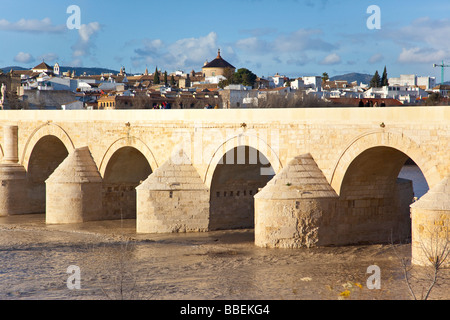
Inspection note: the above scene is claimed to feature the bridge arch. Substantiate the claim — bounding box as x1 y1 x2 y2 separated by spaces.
204 133 282 189
329 130 438 244
21 123 75 170
26 134 70 213
206 134 279 230
99 137 156 220
330 130 440 195
98 137 158 178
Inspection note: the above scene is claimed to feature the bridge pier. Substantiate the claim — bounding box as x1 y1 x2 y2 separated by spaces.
45 147 103 224
0 125 28 216
410 175 450 267
254 154 339 248
136 149 210 233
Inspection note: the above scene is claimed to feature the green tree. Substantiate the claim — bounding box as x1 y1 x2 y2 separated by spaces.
322 72 329 83
218 67 235 88
370 70 381 88
218 68 257 88
233 68 257 87
285 78 291 87
164 71 168 86
425 92 441 106
153 66 160 85
170 75 176 87
381 66 389 87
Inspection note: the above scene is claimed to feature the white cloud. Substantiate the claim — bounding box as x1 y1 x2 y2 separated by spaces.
78 22 101 42
398 47 447 64
319 53 341 65
388 17 450 65
70 22 101 66
0 18 65 33
233 28 335 71
368 53 384 64
38 53 59 63
169 32 219 67
14 52 34 64
133 32 226 71
236 37 270 53
395 17 450 49
274 29 336 52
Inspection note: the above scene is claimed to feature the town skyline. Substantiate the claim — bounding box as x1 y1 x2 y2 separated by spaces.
1 0 450 80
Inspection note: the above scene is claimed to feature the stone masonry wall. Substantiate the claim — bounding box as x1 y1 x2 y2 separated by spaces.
0 108 447 252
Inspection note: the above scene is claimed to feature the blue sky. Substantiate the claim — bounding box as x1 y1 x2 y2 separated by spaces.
1 0 450 79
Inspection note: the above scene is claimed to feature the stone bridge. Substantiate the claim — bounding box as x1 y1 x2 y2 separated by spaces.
0 107 448 265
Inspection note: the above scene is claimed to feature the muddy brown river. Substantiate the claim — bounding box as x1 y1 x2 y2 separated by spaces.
0 214 448 301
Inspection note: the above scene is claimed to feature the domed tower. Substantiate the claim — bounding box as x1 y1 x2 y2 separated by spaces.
202 49 235 77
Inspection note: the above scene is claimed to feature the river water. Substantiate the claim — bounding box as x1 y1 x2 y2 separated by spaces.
398 164 429 199
0 165 447 301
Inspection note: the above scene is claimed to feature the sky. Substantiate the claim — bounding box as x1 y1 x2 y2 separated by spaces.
1 0 450 80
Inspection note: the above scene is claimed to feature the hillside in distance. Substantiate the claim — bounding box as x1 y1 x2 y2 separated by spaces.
1 65 120 76
330 72 372 85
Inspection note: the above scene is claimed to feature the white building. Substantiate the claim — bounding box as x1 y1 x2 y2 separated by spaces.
32 62 53 74
417 76 437 91
205 75 227 84
270 74 285 87
220 84 257 108
62 100 84 110
290 78 305 90
364 85 428 104
53 63 60 76
302 76 322 91
389 74 436 91
431 85 450 97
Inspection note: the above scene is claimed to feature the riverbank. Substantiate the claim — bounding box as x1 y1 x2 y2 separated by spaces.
0 214 448 300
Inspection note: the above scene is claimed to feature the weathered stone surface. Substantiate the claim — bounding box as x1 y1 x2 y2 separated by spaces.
137 149 209 233
255 154 339 248
0 125 28 215
46 146 103 224
410 175 450 211
255 154 338 200
411 175 450 267
0 163 27 216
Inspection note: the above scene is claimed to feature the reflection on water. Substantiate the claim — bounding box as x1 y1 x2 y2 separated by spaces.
398 165 429 199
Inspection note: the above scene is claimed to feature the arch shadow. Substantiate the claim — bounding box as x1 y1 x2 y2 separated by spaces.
204 133 282 189
98 136 158 178
21 123 75 170
26 134 70 213
330 130 439 196
101 142 154 220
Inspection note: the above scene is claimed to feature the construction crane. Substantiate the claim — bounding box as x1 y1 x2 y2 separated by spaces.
433 60 450 85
